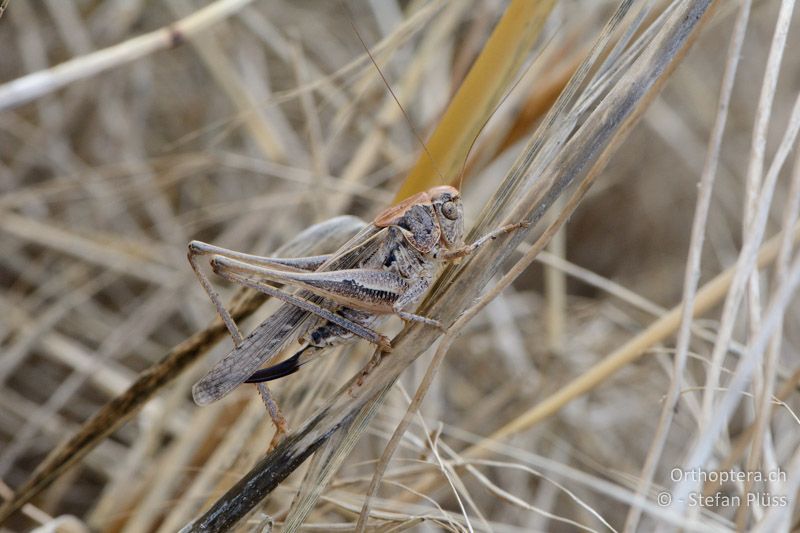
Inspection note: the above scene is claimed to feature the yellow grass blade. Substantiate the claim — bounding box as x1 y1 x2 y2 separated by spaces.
394 0 556 201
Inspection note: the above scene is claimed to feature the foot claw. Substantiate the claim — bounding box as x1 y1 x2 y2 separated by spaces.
357 352 383 386
397 310 443 330
268 426 287 451
510 220 530 231
378 335 392 352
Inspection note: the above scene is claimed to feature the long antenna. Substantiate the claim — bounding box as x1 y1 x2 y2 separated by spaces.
345 6 446 188
453 35 555 193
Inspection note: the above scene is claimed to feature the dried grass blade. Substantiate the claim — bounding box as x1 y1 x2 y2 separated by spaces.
394 0 556 200
0 0 257 111
280 386 392 533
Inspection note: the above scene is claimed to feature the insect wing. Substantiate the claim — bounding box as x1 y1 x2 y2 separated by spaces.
192 223 384 405
192 303 313 405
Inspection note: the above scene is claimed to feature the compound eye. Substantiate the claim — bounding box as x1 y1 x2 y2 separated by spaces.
441 200 458 220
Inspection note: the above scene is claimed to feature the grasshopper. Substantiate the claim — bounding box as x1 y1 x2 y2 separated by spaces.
188 185 522 432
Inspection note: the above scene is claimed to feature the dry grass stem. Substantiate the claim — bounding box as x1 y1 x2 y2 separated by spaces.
0 0 258 111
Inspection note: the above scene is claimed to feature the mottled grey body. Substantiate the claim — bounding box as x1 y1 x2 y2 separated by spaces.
188 185 521 403
247 200 451 382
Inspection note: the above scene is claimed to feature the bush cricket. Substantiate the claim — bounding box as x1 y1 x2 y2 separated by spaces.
188 185 524 436
187 4 526 438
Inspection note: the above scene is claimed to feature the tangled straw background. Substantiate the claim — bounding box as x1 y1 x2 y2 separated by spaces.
1 1 800 531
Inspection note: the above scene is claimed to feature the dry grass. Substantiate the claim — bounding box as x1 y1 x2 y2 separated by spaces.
1 1 799 532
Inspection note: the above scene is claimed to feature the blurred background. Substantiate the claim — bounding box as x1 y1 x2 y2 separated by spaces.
1 0 799 531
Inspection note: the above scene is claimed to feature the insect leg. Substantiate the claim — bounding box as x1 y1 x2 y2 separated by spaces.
215 255 446 331
188 242 326 441
392 275 444 330
441 221 529 260
188 247 290 440
187 245 243 344
191 303 311 406
257 383 288 445
188 240 331 343
211 266 392 351
189 238 329 347
189 240 331 272
395 310 443 329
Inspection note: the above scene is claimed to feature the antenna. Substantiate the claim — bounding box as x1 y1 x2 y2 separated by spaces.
345 5 446 187
454 56 539 193
348 5 548 197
